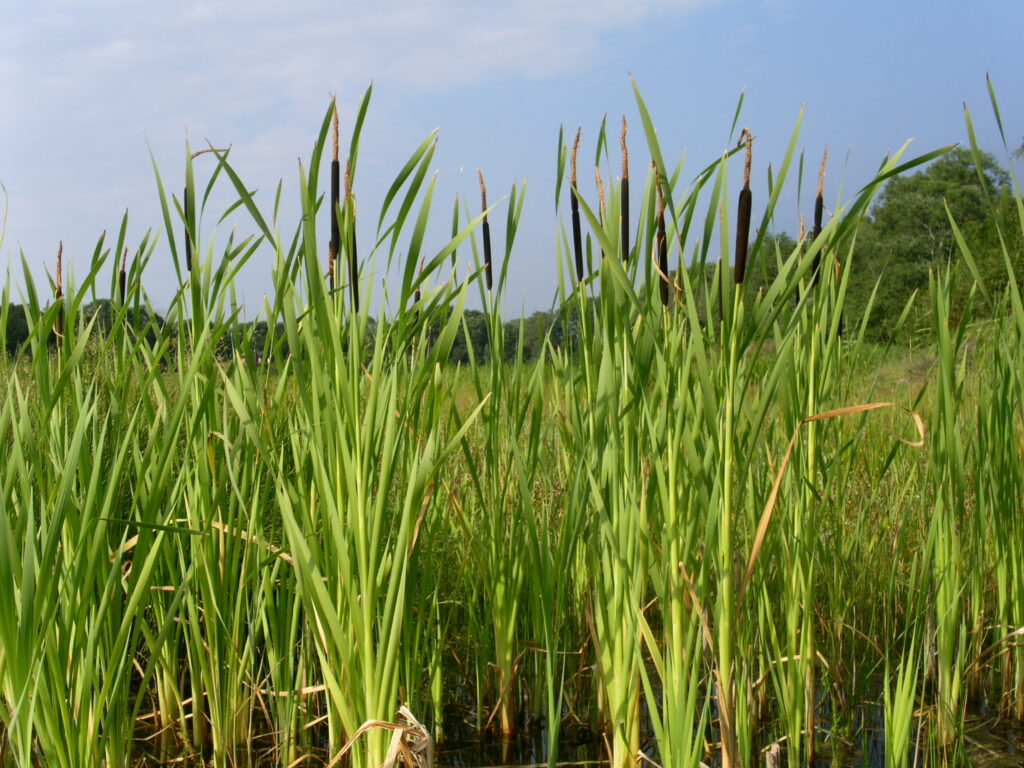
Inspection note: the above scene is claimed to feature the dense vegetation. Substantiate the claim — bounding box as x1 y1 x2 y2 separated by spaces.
1 84 1022 768
5 145 1021 361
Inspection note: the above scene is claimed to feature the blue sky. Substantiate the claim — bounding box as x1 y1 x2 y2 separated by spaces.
1 0 1021 316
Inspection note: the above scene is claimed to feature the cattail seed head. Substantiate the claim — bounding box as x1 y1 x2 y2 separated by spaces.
814 147 827 237
478 170 493 291
570 129 584 282
655 169 669 306
119 247 128 306
812 146 828 287
734 129 753 285
329 101 341 292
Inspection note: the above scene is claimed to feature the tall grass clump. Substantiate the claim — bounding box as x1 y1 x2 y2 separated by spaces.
2 79 1023 768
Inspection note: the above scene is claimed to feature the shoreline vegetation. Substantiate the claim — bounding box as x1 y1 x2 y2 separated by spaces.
1 80 1023 768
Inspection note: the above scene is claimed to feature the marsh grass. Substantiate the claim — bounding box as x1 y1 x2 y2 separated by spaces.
0 82 1022 768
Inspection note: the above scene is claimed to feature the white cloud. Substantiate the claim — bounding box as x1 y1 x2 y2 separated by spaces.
0 0 718 302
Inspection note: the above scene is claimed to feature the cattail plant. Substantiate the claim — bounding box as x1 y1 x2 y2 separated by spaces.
655 166 669 306
620 117 629 262
329 101 340 292
734 129 752 285
570 128 584 282
54 240 64 349
478 169 493 291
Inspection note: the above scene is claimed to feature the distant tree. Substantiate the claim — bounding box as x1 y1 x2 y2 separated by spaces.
3 304 31 356
847 147 1012 339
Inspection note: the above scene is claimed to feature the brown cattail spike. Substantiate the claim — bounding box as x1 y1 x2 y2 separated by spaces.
328 100 340 292
812 146 828 286
734 129 753 285
798 213 806 243
620 116 630 262
570 129 584 282
595 167 606 260
655 170 669 306
478 170 493 291
119 247 128 306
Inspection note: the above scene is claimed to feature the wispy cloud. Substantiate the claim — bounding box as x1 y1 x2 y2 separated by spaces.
3 0 717 122
0 0 717 299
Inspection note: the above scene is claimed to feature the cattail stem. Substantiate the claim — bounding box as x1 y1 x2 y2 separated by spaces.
620 117 630 263
478 170 493 291
55 241 64 349
119 247 128 306
570 129 584 282
655 168 669 306
345 158 359 311
734 129 753 286
329 102 340 293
